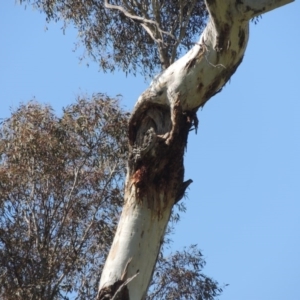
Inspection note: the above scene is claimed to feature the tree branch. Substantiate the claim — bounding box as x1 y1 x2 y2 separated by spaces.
100 1 294 299
239 0 294 18
104 0 174 43
104 0 177 68
170 0 197 64
129 0 294 141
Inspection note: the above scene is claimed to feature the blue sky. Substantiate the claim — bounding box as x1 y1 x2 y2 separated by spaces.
1 1 299 300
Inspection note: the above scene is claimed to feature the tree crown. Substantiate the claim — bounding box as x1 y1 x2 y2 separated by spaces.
19 0 208 77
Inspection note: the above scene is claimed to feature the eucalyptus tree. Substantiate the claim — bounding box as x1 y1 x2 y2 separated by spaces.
0 97 128 299
0 98 222 299
13 0 295 299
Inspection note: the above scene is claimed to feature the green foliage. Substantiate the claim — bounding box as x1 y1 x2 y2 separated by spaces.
18 0 208 77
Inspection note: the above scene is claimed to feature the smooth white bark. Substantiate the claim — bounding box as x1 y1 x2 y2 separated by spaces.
98 0 294 299
99 185 173 299
132 0 293 117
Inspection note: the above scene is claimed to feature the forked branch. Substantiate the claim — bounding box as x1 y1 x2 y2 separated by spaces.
104 0 175 44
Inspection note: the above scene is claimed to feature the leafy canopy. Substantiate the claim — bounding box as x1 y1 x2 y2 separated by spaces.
18 0 208 76
0 96 128 299
0 97 224 300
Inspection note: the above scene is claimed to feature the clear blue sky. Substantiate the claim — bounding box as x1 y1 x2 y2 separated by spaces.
1 1 299 300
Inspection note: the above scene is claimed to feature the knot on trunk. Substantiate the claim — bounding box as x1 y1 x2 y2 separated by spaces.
131 127 157 163
97 279 129 300
128 96 196 208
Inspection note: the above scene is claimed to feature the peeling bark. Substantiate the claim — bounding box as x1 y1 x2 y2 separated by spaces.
98 0 294 299
98 98 192 300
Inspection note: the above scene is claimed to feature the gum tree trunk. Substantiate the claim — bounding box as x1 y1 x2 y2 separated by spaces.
98 0 294 299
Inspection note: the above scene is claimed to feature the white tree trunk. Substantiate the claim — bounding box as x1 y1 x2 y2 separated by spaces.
98 0 294 299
